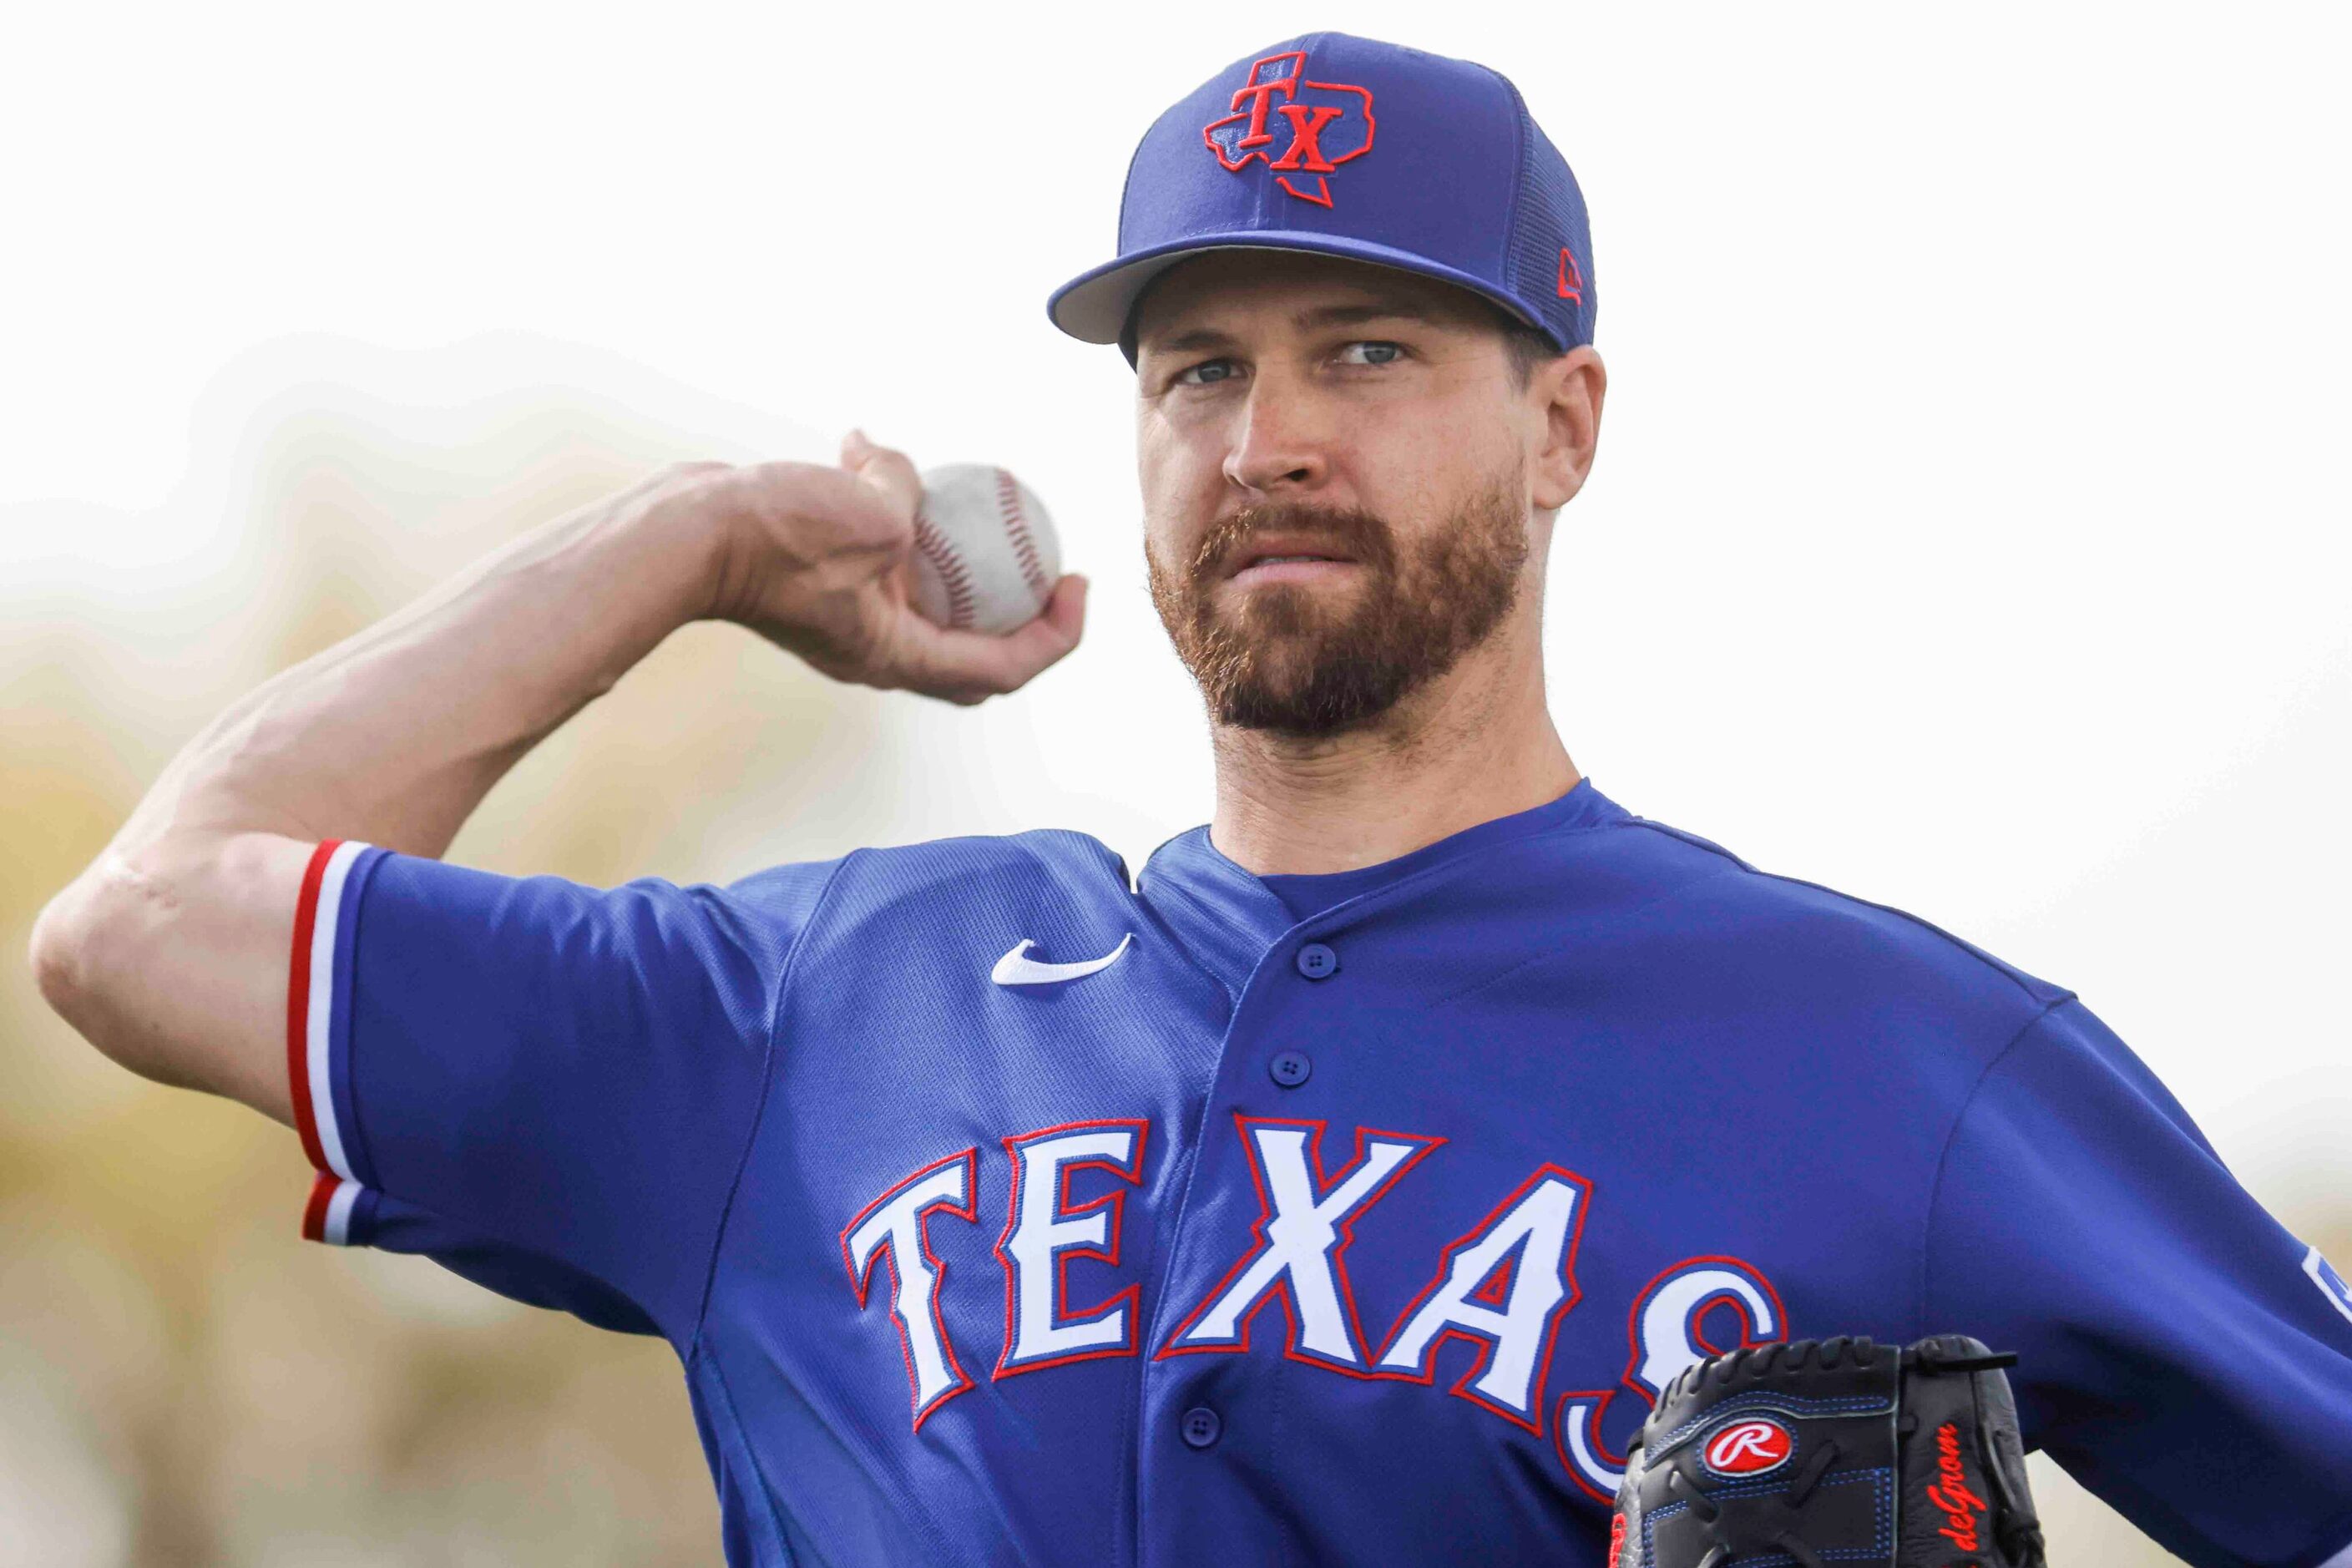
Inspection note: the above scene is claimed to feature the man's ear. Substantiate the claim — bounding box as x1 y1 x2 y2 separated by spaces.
1530 347 1606 512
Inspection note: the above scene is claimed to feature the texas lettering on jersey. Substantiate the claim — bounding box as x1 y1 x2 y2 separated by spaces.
841 1110 1782 1499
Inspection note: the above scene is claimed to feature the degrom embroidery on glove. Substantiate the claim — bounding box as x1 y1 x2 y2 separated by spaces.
1929 1421 1990 1555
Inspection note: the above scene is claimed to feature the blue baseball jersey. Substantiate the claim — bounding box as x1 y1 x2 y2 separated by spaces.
283 781 2352 1566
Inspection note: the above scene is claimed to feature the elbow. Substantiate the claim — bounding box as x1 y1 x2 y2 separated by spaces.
29 831 303 1120
29 879 100 1034
28 865 179 1085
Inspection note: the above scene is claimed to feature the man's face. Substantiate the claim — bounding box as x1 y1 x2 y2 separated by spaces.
1131 250 1544 738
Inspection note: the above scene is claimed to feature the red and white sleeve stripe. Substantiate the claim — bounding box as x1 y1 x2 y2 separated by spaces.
286 837 371 1244
301 1169 365 1247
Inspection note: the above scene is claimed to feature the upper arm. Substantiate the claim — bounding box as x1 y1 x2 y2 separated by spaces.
1925 999 2352 1566
32 827 319 1123
37 831 834 1342
285 842 825 1338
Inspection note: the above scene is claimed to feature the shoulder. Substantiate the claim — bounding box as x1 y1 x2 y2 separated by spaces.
722 828 1132 932
1564 809 2076 1047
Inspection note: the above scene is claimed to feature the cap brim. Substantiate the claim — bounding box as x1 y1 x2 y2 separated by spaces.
1046 230 1554 354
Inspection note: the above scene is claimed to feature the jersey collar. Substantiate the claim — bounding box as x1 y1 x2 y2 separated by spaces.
1134 777 1626 998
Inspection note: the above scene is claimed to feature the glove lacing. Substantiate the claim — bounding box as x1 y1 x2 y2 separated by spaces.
1664 1435 1843 1568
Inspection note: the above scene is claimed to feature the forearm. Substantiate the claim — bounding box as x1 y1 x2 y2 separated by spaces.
132 463 728 859
29 463 731 1112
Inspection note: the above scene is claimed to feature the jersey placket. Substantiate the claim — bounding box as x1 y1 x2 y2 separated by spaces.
1128 839 1488 1568
1138 920 1358 1565
1126 834 1308 1564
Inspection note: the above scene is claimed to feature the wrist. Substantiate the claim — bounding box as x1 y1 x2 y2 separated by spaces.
625 461 745 627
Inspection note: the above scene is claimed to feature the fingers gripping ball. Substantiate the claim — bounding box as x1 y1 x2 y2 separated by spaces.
1609 1334 2046 1568
908 464 1061 635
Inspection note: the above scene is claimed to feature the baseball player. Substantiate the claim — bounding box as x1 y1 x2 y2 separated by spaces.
30 30 2352 1568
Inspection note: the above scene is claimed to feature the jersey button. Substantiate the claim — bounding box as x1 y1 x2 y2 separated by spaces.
1268 1050 1313 1088
1180 1406 1222 1449
1294 942 1338 980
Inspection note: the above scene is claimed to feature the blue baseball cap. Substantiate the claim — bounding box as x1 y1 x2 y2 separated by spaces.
1046 32 1596 368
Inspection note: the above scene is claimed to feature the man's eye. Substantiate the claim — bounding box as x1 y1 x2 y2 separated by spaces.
1171 341 1404 389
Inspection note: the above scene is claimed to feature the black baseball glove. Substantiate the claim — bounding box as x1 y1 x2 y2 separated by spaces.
1608 1334 2046 1568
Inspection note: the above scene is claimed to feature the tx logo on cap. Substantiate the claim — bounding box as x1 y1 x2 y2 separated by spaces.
1201 50 1376 209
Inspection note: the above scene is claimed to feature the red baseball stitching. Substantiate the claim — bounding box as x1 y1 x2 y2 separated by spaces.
911 506 977 630
995 469 1050 600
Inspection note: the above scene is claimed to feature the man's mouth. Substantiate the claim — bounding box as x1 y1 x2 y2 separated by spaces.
1222 536 1360 588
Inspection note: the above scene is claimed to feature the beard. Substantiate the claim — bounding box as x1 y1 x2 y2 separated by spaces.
1146 468 1530 738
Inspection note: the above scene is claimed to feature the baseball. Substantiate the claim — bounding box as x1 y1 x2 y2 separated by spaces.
907 463 1060 635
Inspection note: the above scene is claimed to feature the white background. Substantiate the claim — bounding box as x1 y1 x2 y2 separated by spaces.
4 2 2346 1558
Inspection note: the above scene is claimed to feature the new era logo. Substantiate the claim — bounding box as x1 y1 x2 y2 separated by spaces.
1556 247 1584 304
1202 49 1376 209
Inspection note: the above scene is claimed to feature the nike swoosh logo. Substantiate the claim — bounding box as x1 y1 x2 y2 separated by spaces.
991 933 1134 987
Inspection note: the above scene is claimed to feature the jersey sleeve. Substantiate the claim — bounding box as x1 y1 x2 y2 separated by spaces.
286 839 841 1347
1924 996 2352 1568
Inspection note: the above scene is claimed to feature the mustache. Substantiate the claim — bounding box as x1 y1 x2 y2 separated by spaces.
1186 503 1399 582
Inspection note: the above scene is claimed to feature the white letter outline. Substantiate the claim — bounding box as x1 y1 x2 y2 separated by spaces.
841 1148 981 1430
994 1119 1151 1378
1374 1163 1591 1434
1159 1115 1444 1374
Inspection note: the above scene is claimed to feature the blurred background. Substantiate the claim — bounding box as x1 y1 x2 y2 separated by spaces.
3 1 2346 1562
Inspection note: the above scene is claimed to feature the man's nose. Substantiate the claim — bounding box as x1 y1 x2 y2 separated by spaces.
1222 374 1331 494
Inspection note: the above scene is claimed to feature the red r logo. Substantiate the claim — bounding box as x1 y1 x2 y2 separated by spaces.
1201 51 1377 208
1701 1418 1794 1476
